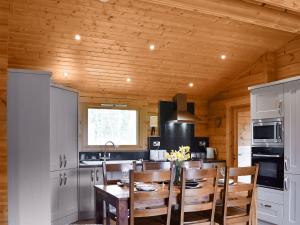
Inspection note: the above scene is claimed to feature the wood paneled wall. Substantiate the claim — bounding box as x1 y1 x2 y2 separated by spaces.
79 92 208 151
0 0 8 224
208 36 300 163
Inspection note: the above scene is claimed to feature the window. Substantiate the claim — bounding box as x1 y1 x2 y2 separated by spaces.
87 108 138 146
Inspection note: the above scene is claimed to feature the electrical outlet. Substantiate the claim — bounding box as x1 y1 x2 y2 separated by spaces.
153 141 160 147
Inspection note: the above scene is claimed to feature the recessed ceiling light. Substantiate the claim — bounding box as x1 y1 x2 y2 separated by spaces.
126 77 131 82
221 54 226 60
149 44 155 51
99 0 109 2
75 34 81 41
63 71 69 77
189 82 194 87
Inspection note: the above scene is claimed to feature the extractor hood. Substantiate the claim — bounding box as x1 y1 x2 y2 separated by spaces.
167 94 197 124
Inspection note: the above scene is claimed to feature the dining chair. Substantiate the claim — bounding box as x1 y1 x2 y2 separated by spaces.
142 161 172 171
178 167 219 225
102 161 136 185
182 160 203 169
214 165 259 225
129 168 174 225
102 161 136 225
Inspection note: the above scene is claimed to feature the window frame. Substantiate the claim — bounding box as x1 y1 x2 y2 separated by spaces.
81 103 145 151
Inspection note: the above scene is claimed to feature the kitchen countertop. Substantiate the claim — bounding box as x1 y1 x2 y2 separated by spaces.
79 159 225 168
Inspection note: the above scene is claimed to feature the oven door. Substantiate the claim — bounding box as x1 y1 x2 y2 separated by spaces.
252 152 284 190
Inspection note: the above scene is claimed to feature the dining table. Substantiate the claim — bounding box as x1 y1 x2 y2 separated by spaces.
94 183 257 225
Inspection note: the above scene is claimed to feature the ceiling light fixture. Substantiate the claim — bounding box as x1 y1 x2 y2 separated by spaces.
126 78 131 82
75 34 81 41
189 82 194 87
149 44 155 51
221 54 226 60
63 71 69 77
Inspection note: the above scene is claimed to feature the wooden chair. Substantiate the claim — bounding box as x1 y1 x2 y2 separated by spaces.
102 161 136 225
129 169 174 225
102 161 136 185
142 161 172 171
182 160 203 169
214 165 259 225
179 167 219 225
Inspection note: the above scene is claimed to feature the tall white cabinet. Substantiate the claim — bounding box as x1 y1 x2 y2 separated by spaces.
50 86 78 225
284 80 300 175
8 69 79 225
250 76 300 225
283 80 300 225
8 70 51 225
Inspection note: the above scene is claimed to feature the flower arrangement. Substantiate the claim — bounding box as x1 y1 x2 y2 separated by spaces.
165 146 190 163
165 146 190 185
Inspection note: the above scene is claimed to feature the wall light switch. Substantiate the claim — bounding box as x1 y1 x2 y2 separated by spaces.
153 141 160 147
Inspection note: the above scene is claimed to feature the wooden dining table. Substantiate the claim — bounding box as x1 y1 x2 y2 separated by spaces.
94 184 257 225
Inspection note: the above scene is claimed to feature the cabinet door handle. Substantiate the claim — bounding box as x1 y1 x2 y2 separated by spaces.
63 154 67 168
284 177 289 191
63 173 67 185
278 100 283 115
59 173 63 186
96 170 99 182
260 203 272 208
59 155 63 168
91 170 94 183
284 158 289 171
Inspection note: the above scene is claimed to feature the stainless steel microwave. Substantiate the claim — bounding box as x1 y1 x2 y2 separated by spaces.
252 118 283 147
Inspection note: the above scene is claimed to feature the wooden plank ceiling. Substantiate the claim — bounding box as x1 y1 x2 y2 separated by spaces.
8 0 298 99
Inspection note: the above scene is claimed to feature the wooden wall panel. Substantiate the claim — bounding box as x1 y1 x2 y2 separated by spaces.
0 0 8 224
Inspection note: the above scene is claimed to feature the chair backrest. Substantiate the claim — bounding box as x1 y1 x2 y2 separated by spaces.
221 165 259 225
102 161 136 185
142 161 172 171
182 160 203 169
179 167 219 225
129 169 174 225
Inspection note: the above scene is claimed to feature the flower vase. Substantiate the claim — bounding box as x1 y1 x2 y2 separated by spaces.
174 162 182 185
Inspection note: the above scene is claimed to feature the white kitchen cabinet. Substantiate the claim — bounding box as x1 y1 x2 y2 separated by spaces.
50 86 78 172
8 69 51 225
79 167 103 220
251 84 284 119
284 80 300 174
284 174 300 225
50 171 61 222
51 169 78 225
257 200 283 225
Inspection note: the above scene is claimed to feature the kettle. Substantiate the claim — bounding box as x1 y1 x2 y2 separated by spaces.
206 147 217 159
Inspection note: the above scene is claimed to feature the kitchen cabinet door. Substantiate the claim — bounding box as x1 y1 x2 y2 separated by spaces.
284 80 300 174
50 171 61 222
284 174 300 225
251 85 284 119
95 167 103 185
59 169 78 220
50 87 65 171
63 90 78 170
79 168 96 220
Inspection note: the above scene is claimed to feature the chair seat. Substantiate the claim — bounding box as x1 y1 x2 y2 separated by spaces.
214 206 247 224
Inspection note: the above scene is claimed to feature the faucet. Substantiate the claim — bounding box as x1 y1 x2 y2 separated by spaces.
102 141 116 161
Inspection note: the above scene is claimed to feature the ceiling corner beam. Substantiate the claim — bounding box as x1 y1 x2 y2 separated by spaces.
141 0 300 34
244 0 300 14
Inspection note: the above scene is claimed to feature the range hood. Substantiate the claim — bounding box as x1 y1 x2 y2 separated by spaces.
167 94 197 124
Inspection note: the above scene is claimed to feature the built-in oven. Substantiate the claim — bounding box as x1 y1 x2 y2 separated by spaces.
252 147 284 190
252 118 283 147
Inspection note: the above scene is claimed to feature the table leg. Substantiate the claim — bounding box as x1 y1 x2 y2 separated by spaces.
116 200 128 225
95 189 104 224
